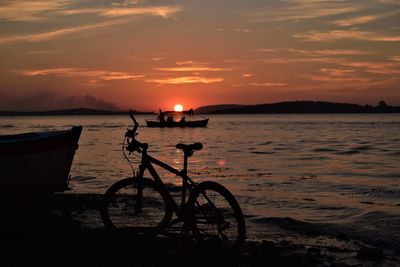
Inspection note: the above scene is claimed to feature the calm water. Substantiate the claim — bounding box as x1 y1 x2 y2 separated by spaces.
1 114 399 248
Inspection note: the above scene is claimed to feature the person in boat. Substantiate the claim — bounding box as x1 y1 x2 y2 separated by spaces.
166 115 173 125
189 108 194 116
158 109 166 126
180 116 186 125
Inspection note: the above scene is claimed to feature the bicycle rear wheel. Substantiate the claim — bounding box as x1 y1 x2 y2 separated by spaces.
188 181 246 251
101 177 172 237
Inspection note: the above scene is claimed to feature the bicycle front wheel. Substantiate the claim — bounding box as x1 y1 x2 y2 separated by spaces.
188 181 246 251
101 177 172 237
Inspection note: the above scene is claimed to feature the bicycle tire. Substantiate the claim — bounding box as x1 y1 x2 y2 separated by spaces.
187 181 246 251
101 177 172 237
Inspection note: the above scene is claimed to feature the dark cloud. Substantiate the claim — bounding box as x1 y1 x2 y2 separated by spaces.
0 91 119 111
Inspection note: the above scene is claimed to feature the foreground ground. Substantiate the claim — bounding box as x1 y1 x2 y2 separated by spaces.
1 193 398 267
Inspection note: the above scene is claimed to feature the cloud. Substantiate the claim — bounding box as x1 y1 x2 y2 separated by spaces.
151 57 165 61
101 6 181 18
308 75 371 83
288 48 373 55
58 94 120 110
255 48 399 79
257 57 345 64
281 0 348 3
332 11 396 26
319 68 355 76
234 28 250 33
0 0 70 21
334 15 376 26
306 66 372 83
0 19 128 45
340 61 400 74
111 1 141 7
390 56 400 62
313 49 373 55
258 48 278 52
27 50 59 55
294 30 400 42
154 66 230 72
146 76 224 84
101 74 144 80
215 28 251 33
0 2 182 45
13 67 144 81
0 1 182 21
154 61 231 72
258 48 373 57
176 61 195 65
247 1 363 23
379 0 400 6
57 5 182 19
250 82 286 87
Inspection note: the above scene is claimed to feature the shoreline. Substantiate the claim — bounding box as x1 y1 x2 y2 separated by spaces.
2 193 398 266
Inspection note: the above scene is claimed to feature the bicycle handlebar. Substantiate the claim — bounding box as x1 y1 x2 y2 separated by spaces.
125 112 148 153
127 138 148 153
129 110 139 133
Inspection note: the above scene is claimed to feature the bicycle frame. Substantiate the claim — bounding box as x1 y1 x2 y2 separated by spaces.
136 143 196 222
101 115 246 250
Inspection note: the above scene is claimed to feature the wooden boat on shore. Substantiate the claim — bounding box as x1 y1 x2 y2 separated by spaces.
146 110 209 128
0 126 82 195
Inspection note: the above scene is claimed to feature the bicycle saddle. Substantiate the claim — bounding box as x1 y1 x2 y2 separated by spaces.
176 143 203 153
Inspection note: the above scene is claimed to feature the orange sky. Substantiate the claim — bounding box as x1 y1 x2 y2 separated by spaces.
0 0 400 111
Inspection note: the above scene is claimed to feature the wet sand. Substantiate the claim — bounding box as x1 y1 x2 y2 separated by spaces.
1 193 398 267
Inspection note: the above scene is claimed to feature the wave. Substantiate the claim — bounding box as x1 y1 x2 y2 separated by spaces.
299 156 328 160
335 150 361 155
0 124 15 128
312 148 337 152
259 141 273 145
357 187 400 198
314 145 378 155
251 151 276 155
352 145 373 151
249 214 400 251
73 176 96 182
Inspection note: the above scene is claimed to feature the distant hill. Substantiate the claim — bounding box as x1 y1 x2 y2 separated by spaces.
0 108 154 116
211 101 400 114
1 101 398 116
195 104 245 114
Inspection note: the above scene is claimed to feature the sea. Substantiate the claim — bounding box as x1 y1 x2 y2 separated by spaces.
1 114 399 251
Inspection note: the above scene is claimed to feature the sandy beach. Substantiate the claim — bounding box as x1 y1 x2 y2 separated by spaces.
2 193 398 267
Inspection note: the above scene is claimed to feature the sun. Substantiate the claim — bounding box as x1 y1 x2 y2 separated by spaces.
174 104 184 112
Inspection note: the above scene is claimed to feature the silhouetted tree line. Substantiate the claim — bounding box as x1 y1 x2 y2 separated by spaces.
212 101 400 114
0 108 153 116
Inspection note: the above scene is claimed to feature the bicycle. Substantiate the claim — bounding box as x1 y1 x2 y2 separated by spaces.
101 114 246 251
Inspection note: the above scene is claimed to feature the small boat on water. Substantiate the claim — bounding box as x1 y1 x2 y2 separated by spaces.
146 109 209 128
0 126 82 195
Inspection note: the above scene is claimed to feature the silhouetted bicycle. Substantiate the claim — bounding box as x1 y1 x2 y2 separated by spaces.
101 114 246 251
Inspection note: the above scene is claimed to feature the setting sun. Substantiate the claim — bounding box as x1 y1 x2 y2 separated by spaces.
174 104 184 112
